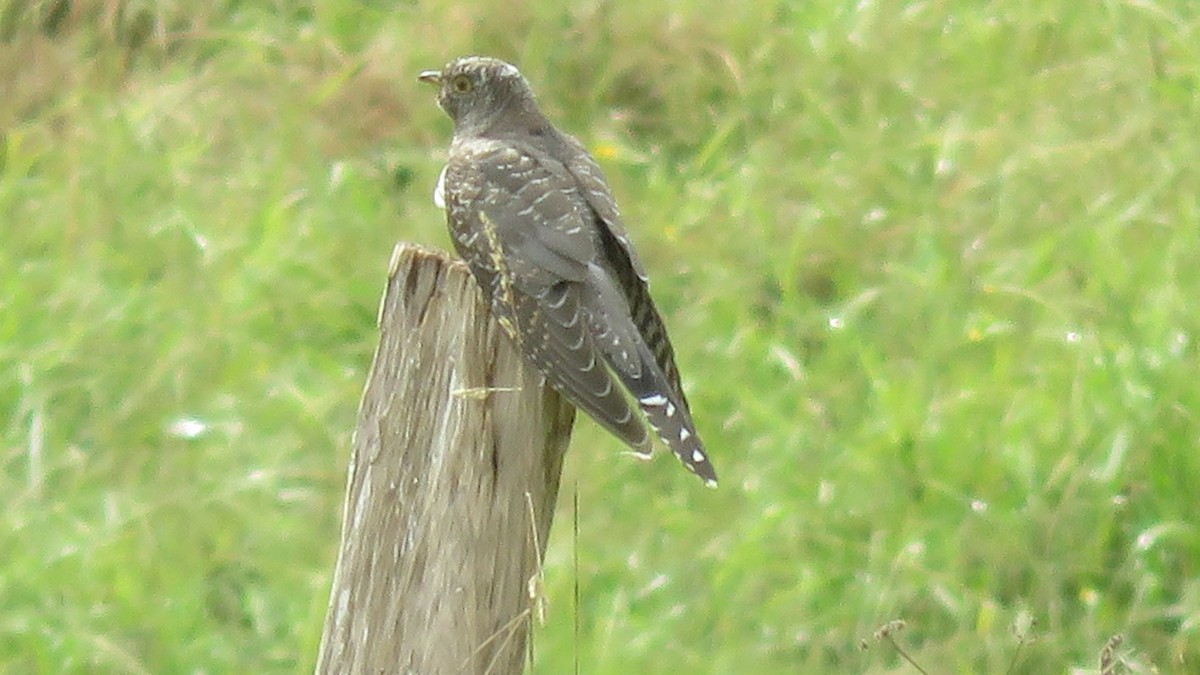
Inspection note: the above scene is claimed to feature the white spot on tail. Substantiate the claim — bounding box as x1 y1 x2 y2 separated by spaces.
640 394 668 406
680 427 691 441
665 401 676 417
691 449 705 464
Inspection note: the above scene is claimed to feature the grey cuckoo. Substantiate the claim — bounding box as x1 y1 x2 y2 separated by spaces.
419 56 717 487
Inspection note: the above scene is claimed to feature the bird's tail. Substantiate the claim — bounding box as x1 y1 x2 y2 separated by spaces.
621 348 718 487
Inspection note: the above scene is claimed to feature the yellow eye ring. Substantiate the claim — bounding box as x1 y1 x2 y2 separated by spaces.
451 74 473 93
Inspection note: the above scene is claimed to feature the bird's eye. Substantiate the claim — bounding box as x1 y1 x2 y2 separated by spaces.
451 74 473 93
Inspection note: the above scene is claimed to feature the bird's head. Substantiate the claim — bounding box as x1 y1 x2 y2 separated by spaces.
418 56 540 136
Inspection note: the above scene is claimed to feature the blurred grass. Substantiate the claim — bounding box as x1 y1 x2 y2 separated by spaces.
2 0 1198 672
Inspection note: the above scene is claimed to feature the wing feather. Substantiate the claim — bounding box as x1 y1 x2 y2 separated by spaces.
515 283 652 455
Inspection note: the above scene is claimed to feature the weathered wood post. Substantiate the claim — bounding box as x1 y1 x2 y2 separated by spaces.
315 243 575 674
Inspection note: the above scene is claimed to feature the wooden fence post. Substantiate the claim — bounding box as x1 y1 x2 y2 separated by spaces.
315 243 576 674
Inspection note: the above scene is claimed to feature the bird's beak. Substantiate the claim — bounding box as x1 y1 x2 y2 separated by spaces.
417 70 442 86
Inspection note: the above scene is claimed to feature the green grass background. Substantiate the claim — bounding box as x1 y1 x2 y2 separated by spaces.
3 1 1198 672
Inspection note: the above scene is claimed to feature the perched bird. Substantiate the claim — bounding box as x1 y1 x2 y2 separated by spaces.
419 56 717 487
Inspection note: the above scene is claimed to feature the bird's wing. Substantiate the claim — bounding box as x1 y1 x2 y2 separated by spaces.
551 140 690 409
512 281 653 457
449 141 716 484
536 141 716 485
445 141 653 456
561 144 649 281
559 143 715 484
